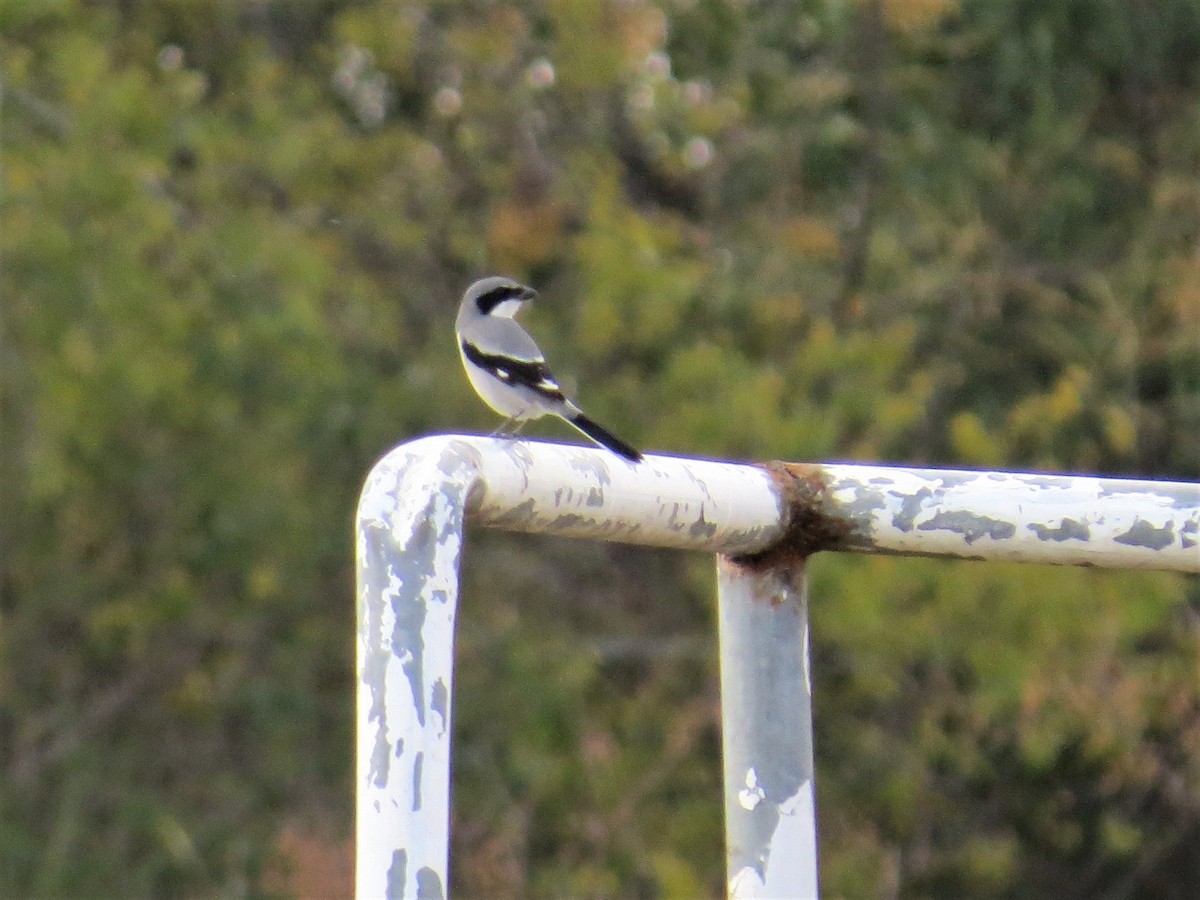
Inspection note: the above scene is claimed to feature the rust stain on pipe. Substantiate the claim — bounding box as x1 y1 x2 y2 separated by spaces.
727 462 856 573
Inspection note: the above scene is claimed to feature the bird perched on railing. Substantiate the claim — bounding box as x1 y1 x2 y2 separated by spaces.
456 276 642 462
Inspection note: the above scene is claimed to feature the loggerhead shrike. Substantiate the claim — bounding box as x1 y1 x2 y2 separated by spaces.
456 276 643 462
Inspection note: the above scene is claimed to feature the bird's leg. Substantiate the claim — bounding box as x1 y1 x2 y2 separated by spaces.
490 418 515 437
490 417 535 441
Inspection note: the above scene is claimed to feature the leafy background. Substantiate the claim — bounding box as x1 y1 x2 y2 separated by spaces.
2 0 1199 896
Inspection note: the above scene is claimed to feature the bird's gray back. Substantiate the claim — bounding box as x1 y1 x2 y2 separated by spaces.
458 315 545 362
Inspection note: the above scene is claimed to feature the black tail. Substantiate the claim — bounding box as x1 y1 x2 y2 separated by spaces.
568 414 643 463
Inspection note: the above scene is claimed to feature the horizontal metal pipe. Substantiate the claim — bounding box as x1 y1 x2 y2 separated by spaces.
818 464 1199 572
392 435 787 556
372 436 1199 571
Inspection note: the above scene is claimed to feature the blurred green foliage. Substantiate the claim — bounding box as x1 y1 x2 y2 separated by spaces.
2 0 1198 896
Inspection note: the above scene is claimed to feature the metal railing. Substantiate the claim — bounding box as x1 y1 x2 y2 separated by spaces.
355 435 1200 899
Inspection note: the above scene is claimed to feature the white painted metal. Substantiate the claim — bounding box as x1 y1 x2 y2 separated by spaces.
822 465 1199 571
356 435 1200 900
356 447 474 900
717 560 819 899
355 437 787 899
411 434 785 554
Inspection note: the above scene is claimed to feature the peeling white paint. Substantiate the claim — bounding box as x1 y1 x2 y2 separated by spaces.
357 446 474 900
762 781 818 897
358 436 1198 899
718 563 820 898
778 780 810 816
738 768 765 811
729 865 767 898
461 437 785 554
357 437 789 899
826 465 1199 571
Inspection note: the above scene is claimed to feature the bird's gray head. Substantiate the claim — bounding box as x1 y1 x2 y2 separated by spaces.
461 276 537 320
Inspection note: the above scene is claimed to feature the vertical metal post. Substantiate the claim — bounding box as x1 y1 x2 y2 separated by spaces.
357 449 477 900
717 559 819 899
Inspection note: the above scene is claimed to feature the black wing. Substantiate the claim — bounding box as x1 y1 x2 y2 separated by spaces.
461 340 567 402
